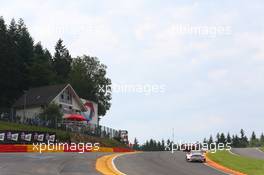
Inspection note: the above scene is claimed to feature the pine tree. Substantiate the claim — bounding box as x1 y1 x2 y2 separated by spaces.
208 135 214 145
53 39 72 81
226 132 232 144
166 139 172 149
250 131 259 147
16 18 34 90
0 17 21 108
156 141 161 151
239 129 249 148
260 133 264 146
28 42 55 87
203 138 208 144
216 133 220 144
219 133 226 144
161 139 165 151
133 138 139 150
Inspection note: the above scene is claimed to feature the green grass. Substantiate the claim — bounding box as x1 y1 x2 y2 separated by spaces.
0 121 127 148
208 150 264 175
260 147 264 152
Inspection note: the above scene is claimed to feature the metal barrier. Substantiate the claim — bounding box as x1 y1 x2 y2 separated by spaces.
0 115 121 140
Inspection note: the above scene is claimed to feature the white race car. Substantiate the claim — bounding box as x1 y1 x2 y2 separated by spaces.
186 150 206 163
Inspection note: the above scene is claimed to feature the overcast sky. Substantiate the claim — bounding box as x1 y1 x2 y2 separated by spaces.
1 0 264 143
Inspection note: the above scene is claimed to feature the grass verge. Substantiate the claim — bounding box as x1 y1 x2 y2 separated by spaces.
260 147 264 152
0 121 127 148
207 150 264 175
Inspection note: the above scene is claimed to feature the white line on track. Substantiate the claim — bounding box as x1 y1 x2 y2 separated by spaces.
256 147 263 153
229 150 240 156
112 154 127 175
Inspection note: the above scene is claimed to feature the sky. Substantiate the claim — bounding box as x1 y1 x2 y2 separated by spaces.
1 0 264 143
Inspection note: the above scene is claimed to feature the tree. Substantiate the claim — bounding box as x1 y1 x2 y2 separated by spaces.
260 133 264 146
250 131 259 147
0 17 22 109
226 132 232 144
219 133 226 144
53 39 72 81
208 135 214 145
0 17 113 121
133 138 139 150
166 139 172 150
161 139 165 150
157 141 162 151
28 42 55 87
216 133 220 144
239 129 249 148
69 56 112 116
16 19 34 90
232 134 240 148
39 103 63 128
0 18 34 109
203 138 208 144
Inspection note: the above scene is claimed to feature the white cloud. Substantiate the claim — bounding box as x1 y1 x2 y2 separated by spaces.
1 0 264 143
208 69 228 81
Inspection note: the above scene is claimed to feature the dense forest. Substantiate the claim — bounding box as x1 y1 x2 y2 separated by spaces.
203 129 264 148
134 129 264 151
0 17 111 117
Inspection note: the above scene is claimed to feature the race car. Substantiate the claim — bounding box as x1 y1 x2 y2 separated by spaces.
186 150 206 163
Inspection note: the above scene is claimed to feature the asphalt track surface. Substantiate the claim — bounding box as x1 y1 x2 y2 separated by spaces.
231 148 264 160
0 152 108 175
115 151 227 175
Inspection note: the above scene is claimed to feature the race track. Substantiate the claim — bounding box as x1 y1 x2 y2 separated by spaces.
115 151 227 175
0 152 108 175
231 148 264 160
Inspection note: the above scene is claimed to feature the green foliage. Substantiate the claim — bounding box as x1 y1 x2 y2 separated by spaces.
0 17 23 108
0 17 112 117
250 131 260 147
226 132 231 143
52 39 72 81
141 138 166 151
206 129 264 148
69 56 112 116
28 42 55 87
208 135 214 145
39 103 63 128
260 133 264 146
133 138 139 150
239 129 249 147
208 150 264 175
219 133 226 144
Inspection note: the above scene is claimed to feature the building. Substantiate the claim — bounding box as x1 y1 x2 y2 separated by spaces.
13 84 99 125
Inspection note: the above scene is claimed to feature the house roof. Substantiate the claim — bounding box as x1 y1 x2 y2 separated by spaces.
13 84 67 108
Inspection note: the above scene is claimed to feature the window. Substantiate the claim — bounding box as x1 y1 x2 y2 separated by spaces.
59 89 72 104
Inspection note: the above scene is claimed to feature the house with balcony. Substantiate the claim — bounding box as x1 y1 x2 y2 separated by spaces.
13 84 98 125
